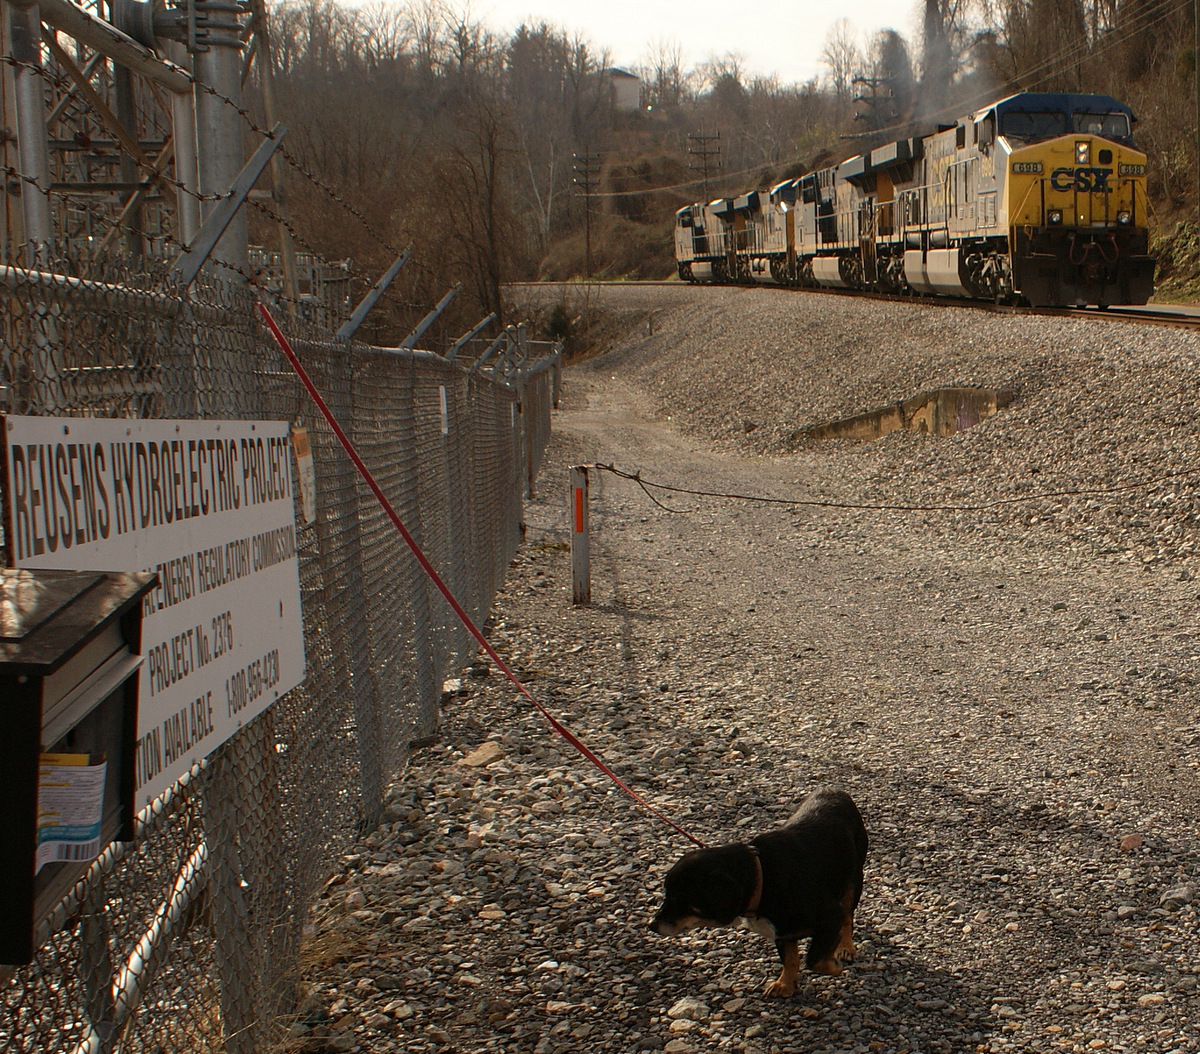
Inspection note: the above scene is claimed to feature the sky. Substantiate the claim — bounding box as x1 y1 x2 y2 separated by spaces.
475 0 918 87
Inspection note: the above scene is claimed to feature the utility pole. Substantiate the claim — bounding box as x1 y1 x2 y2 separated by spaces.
571 151 600 277
852 76 896 131
687 130 721 200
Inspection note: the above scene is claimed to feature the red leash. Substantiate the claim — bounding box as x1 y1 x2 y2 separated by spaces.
258 304 705 848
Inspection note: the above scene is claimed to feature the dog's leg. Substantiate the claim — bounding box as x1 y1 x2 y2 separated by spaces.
764 940 800 997
807 897 850 976
832 887 857 965
806 929 844 976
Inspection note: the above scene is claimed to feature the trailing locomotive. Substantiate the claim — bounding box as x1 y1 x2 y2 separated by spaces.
674 92 1155 308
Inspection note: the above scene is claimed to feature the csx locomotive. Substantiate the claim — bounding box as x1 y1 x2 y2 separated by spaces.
674 92 1155 307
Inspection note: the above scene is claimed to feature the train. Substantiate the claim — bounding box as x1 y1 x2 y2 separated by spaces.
674 92 1156 308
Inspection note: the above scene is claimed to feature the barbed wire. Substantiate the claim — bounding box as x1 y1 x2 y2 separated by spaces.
2 161 332 311
1 54 225 208
15 24 516 324
172 60 408 261
8 46 406 289
277 147 404 257
242 193 389 297
2 57 367 310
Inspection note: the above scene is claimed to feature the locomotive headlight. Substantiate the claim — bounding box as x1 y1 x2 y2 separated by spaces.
1048 209 1064 225
1075 141 1090 164
1117 210 1132 225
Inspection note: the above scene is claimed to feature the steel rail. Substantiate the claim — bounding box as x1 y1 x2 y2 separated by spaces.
507 280 1200 328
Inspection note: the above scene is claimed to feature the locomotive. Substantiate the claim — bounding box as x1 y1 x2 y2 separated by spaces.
674 92 1155 308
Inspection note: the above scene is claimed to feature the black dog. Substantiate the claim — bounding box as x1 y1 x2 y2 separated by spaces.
650 788 867 997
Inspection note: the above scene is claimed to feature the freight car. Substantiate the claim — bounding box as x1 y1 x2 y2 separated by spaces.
674 92 1155 307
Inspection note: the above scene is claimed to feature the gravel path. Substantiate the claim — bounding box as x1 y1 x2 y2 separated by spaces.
293 286 1200 1054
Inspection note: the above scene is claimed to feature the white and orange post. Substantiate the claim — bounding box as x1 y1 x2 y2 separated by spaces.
570 466 590 605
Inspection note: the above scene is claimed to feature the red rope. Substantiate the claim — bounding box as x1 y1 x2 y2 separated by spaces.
258 303 705 848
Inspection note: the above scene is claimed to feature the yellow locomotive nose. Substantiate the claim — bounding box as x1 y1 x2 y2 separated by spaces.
1006 129 1153 306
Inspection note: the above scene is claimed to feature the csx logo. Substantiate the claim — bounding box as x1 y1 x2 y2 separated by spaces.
1049 166 1113 192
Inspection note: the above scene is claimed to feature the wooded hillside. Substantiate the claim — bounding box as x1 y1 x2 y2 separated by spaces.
256 0 1200 341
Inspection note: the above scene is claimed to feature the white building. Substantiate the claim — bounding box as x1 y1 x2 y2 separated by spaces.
607 68 641 113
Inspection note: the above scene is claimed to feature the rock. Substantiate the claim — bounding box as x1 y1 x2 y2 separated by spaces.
1159 886 1194 910
666 997 710 1022
461 741 505 767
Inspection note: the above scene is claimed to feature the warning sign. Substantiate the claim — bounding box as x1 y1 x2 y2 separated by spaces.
2 416 306 803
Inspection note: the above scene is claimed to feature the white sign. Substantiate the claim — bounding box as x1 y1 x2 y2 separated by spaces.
2 416 306 803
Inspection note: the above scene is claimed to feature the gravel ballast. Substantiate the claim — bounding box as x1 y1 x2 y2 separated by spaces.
293 286 1200 1054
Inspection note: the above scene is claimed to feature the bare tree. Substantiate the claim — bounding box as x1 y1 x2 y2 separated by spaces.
357 3 412 74
643 38 689 109
822 20 862 123
438 82 516 316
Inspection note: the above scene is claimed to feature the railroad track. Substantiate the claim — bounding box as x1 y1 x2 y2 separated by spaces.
1029 303 1200 327
511 280 1200 329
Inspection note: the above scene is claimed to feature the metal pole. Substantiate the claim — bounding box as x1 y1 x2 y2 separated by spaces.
0 10 21 254
193 0 248 281
168 42 200 246
171 122 285 287
334 246 410 343
8 0 192 94
570 466 590 605
114 63 144 258
397 283 460 350
9 3 53 264
446 311 496 361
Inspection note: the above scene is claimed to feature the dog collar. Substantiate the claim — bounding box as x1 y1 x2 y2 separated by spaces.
745 845 764 916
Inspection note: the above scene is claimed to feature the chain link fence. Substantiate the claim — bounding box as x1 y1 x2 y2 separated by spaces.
0 257 559 1052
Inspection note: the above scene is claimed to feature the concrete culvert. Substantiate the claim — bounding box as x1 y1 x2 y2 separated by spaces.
797 387 1013 441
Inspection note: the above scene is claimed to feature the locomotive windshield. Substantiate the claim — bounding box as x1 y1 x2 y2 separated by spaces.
999 111 1068 140
1072 112 1131 139
999 108 1133 143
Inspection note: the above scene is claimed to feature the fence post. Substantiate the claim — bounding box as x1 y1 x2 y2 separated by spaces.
570 466 590 605
522 386 537 500
394 363 442 740
320 343 386 827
